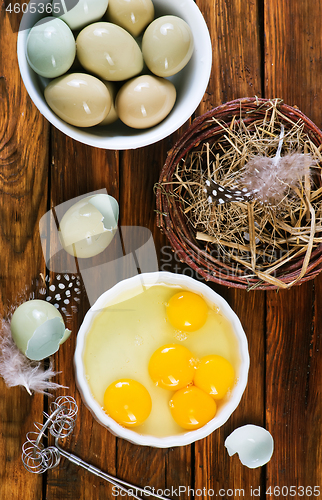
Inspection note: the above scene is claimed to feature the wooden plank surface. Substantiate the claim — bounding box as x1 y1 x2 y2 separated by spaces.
264 0 322 493
44 132 120 499
193 1 265 498
0 0 322 499
0 7 48 500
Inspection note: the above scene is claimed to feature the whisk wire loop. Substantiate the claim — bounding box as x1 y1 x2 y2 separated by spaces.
22 395 170 500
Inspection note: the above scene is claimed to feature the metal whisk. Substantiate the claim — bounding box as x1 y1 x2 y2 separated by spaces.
22 395 170 500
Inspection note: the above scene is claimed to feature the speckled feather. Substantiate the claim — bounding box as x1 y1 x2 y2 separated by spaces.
203 178 254 205
40 273 83 316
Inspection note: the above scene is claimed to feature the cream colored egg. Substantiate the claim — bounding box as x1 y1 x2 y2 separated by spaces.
26 17 76 78
44 73 111 127
99 81 119 126
59 194 119 258
76 22 144 81
105 0 154 37
142 15 194 77
115 75 176 129
52 0 109 30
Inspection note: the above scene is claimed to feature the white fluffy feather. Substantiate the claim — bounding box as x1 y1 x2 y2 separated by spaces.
0 319 67 395
241 125 314 205
242 152 313 205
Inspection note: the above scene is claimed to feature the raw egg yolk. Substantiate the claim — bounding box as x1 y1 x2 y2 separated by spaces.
148 343 195 390
166 291 208 332
194 355 235 400
169 385 217 429
103 379 152 427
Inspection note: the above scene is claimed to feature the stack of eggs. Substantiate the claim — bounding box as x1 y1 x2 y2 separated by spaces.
26 0 194 129
102 291 236 431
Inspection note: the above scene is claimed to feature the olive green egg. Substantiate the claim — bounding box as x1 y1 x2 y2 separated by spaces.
44 73 112 127
99 81 119 126
142 15 194 77
105 0 154 37
26 17 76 78
115 75 176 129
52 0 109 31
76 22 144 81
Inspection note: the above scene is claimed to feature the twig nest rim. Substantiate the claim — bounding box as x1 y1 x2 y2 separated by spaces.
156 97 322 290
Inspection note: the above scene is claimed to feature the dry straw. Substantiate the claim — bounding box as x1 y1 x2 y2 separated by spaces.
156 98 322 290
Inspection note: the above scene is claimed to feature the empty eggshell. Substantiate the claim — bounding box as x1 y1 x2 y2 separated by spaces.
142 15 194 77
26 17 76 78
44 73 111 127
10 300 71 361
52 0 109 31
105 0 154 37
224 424 274 468
115 75 176 129
59 194 119 258
76 22 144 81
99 81 119 126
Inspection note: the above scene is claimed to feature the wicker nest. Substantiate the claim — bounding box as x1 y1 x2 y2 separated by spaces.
156 97 322 290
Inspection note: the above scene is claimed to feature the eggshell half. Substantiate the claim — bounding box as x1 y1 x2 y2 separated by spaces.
59 194 119 258
225 424 274 468
10 300 71 361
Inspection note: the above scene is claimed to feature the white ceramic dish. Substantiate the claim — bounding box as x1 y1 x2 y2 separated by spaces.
74 272 250 448
17 0 212 150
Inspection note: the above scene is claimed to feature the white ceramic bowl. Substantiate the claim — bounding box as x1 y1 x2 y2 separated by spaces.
17 0 212 150
74 272 250 448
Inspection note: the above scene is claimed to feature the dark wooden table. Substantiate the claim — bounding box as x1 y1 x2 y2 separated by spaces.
1 1 322 499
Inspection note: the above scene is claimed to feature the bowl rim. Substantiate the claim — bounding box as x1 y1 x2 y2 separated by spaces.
16 0 212 150
74 271 250 448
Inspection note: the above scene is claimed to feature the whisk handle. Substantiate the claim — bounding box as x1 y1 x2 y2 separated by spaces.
55 440 171 500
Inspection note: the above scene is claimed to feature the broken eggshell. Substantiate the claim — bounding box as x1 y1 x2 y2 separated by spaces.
58 194 119 258
224 424 274 468
10 300 71 361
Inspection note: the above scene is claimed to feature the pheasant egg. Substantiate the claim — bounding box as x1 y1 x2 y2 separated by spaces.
10 300 71 361
53 0 110 30
142 15 194 77
76 22 144 81
44 73 111 127
59 194 119 258
105 0 154 37
26 17 76 78
115 75 176 129
103 379 152 427
99 81 119 126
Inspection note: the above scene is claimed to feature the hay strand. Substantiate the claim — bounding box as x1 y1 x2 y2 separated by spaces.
157 98 322 290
